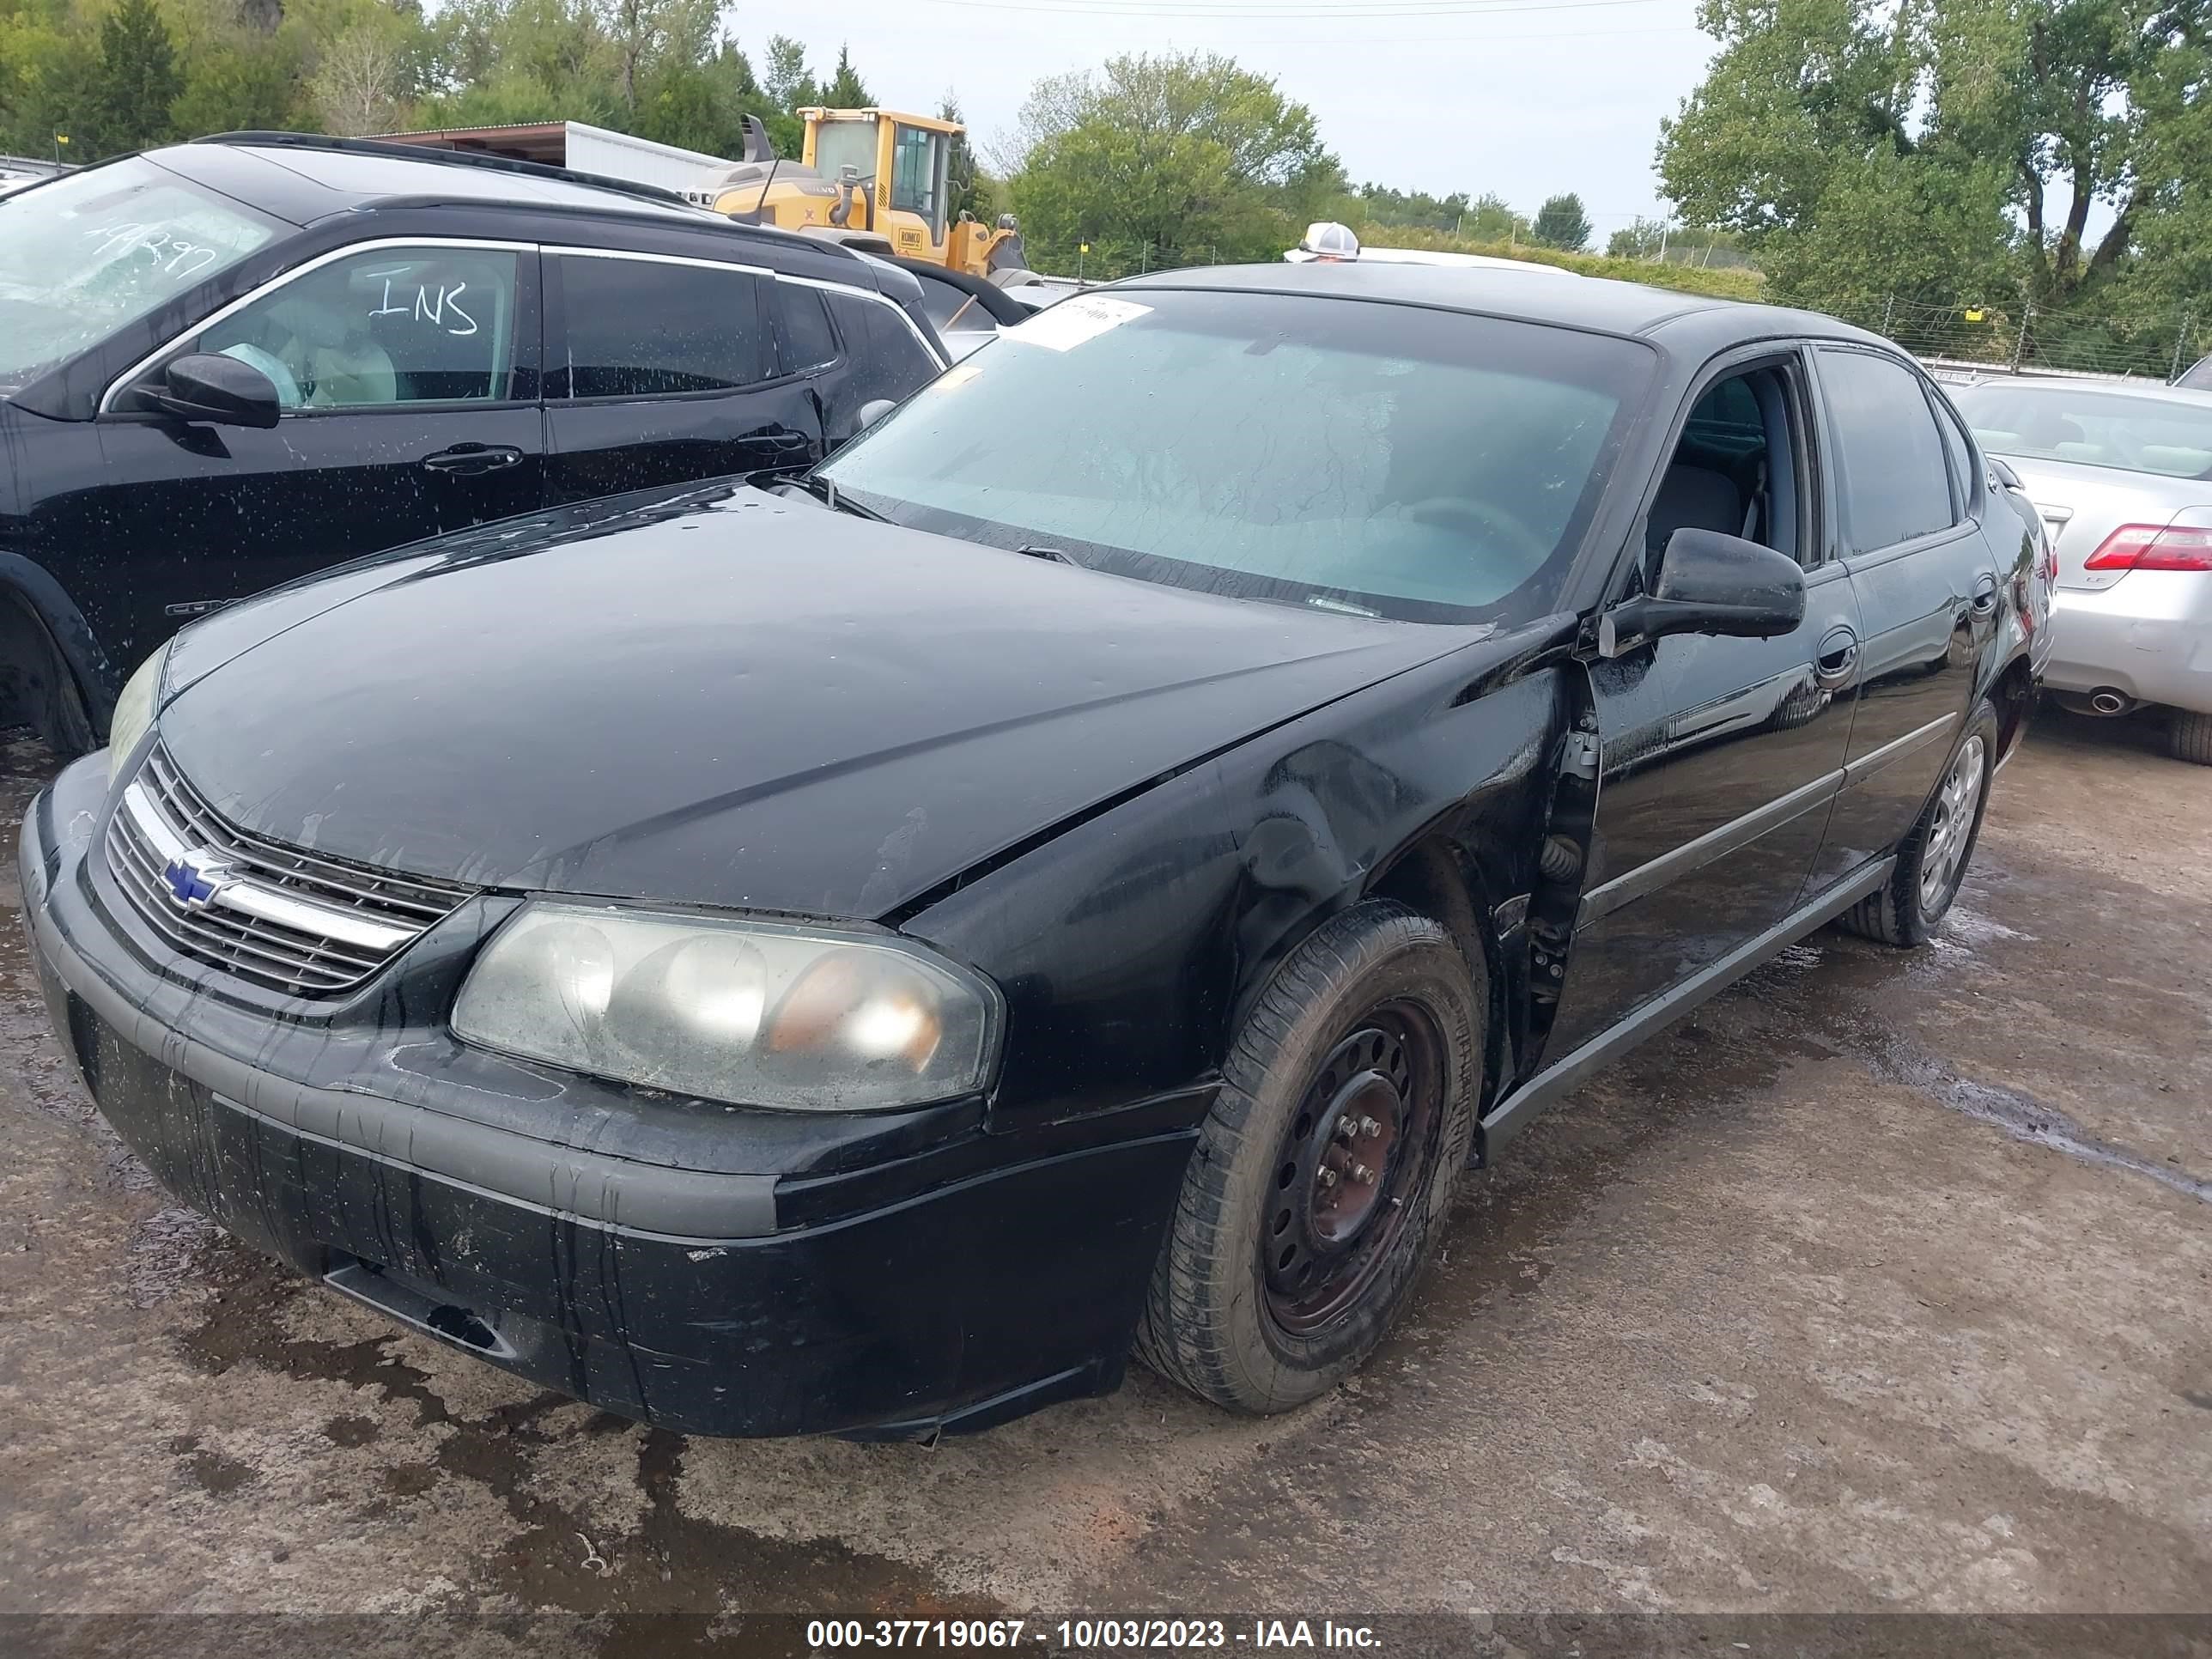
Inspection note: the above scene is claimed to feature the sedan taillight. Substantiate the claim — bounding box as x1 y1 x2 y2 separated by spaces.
2083 523 2212 573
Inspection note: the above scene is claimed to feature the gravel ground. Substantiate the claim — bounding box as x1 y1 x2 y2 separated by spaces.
1 710 2205 1653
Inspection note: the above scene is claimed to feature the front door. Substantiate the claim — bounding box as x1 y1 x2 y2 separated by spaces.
1549 352 1863 1054
83 241 544 669
543 250 824 504
1808 348 2002 880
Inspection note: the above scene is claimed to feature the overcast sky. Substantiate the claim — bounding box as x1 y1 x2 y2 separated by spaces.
757 0 1719 236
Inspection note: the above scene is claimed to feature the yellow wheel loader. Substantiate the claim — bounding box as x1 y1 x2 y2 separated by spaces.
706 108 1029 281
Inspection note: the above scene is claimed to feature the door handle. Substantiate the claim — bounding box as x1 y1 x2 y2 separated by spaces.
757 431 813 454
422 443 525 477
1969 574 2001 617
1814 626 1859 689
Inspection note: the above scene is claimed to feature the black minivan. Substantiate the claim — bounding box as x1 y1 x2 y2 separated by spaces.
0 134 949 750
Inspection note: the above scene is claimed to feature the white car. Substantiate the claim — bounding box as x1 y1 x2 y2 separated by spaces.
1953 377 2212 763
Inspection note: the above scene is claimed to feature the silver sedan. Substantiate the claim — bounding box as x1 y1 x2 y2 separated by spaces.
1952 377 2212 764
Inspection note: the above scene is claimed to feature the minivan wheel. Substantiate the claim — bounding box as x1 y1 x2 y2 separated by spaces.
1838 696 2001 947
1136 902 1480 1413
2171 709 2212 766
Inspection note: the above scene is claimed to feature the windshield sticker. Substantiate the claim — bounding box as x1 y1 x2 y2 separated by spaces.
1006 295 1152 353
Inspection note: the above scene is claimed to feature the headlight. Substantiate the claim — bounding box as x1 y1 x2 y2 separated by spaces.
452 902 1001 1111
106 641 170 785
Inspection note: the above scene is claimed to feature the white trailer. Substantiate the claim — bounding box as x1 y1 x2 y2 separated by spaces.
375 122 734 205
557 124 734 204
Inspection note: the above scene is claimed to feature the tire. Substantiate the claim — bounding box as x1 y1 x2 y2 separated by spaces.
2171 709 2212 766
1838 696 2001 947
1136 902 1482 1413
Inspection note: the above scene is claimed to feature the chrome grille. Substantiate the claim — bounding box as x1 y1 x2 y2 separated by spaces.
106 743 471 996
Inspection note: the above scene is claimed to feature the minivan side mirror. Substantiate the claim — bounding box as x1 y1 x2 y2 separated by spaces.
1598 527 1808 656
149 353 282 430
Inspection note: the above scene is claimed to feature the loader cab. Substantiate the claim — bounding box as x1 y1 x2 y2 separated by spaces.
800 108 954 258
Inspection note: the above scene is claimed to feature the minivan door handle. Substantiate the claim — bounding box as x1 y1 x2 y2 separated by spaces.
1970 574 2001 616
422 443 525 477
1814 626 1859 689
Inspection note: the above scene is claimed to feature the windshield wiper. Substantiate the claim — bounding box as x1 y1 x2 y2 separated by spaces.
786 472 886 521
1014 544 1086 566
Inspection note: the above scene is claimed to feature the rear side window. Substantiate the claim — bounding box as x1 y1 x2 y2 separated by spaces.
822 289 941 407
556 254 764 398
1820 349 1957 552
770 283 840 375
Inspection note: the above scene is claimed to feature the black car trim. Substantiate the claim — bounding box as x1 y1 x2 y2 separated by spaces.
546 243 775 278
1840 712 1959 787
97 235 540 416
1486 853 1896 1154
1576 767 1845 927
27 870 784 1239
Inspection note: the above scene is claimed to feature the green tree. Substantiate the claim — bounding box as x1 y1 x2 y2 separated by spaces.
760 32 811 110
1658 0 2210 312
1457 191 1523 241
1352 181 1470 233
939 87 990 219
1532 191 1590 250
597 0 713 111
1607 216 1669 258
171 34 304 136
1008 52 1340 264
91 0 183 153
823 40 866 107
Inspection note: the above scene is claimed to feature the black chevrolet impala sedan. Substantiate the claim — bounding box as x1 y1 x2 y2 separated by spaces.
22 265 2048 1437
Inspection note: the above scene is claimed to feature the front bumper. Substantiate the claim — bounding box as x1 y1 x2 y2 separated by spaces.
22 756 1204 1438
2046 574 2212 714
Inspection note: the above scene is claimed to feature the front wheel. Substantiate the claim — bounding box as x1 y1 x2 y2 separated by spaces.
1838 696 2000 946
1136 902 1481 1413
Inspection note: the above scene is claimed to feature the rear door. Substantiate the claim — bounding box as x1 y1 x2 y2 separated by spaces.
543 248 823 502
1549 347 1863 1054
87 240 544 660
1811 347 2001 873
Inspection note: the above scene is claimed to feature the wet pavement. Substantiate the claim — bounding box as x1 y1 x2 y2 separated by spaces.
1 712 2206 1632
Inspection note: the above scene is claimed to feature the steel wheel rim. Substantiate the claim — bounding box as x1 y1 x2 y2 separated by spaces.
1261 1003 1443 1336
1919 733 1986 912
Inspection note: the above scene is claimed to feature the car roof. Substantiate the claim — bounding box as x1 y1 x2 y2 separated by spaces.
1953 374 2212 410
1115 262 1887 352
147 135 781 238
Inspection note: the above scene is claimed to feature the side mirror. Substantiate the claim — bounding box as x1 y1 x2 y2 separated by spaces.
1987 455 2024 491
149 353 282 430
1598 527 1807 656
855 398 898 431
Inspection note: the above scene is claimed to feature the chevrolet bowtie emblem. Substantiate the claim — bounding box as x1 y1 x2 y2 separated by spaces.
161 850 232 910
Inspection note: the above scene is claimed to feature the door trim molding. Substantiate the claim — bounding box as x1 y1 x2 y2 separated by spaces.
1842 712 1958 787
1577 766 1844 927
1484 854 1897 1156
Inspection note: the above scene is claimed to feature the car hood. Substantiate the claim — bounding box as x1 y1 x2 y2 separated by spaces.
159 483 1464 920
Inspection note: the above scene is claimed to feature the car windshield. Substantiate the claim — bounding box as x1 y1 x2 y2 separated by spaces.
1954 383 2212 481
0 158 281 394
816 288 1654 625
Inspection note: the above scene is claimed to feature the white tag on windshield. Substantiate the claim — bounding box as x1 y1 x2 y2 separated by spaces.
1006 295 1152 352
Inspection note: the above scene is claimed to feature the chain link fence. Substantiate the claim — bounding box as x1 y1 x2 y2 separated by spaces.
1020 239 1226 283
1832 295 2209 384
